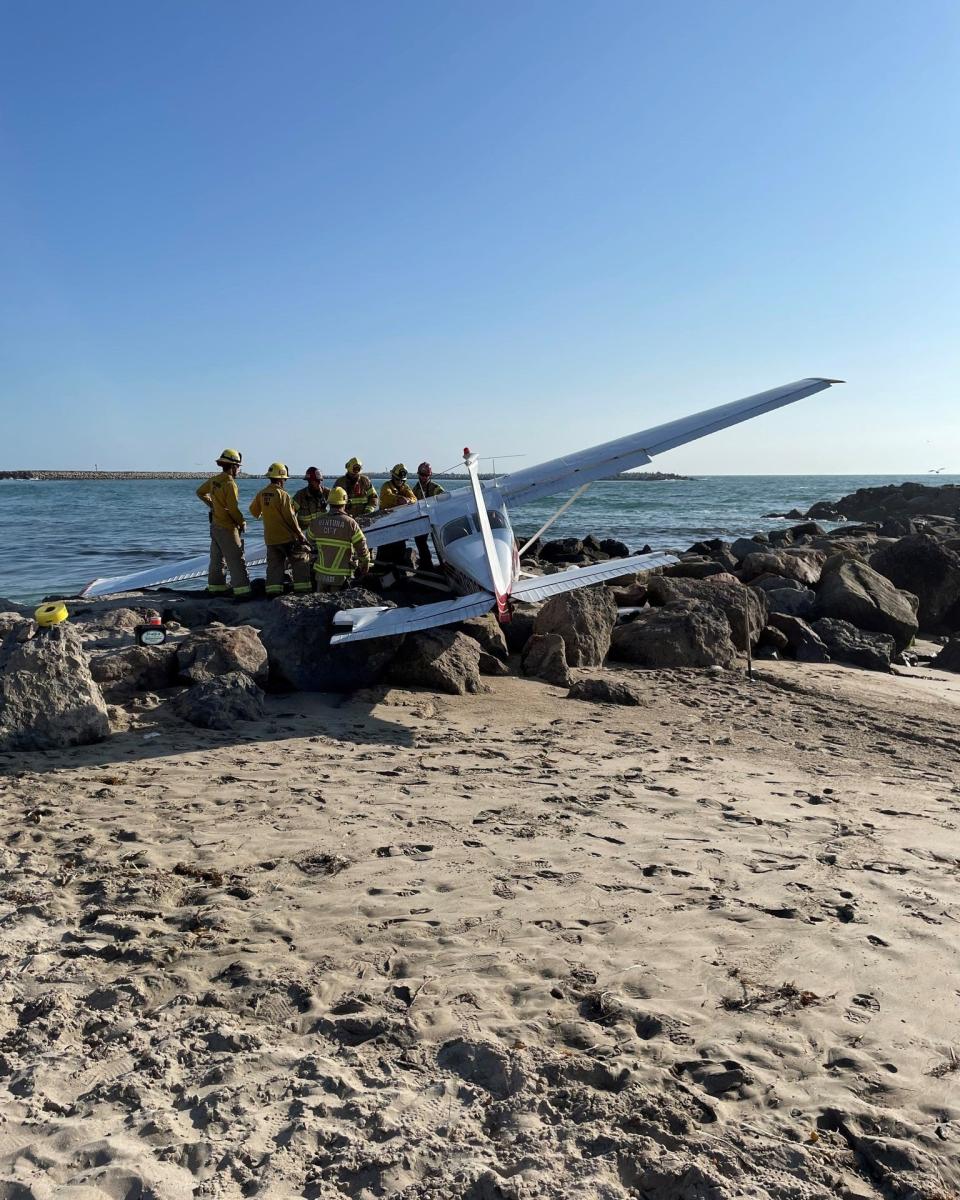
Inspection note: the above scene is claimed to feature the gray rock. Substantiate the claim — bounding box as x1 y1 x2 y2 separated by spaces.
686 539 738 571
177 623 269 687
458 613 509 662
539 537 584 564
258 591 399 692
174 671 265 729
870 534 960 632
0 612 31 637
0 624 109 750
90 645 179 697
814 558 919 651
567 676 643 705
765 588 816 618
389 629 487 695
932 639 960 673
521 633 572 687
731 537 765 562
532 588 618 667
477 650 510 676
748 574 808 593
740 548 826 586
662 560 727 579
646 573 767 650
767 614 830 663
609 600 739 669
501 601 541 655
810 618 894 672
758 625 790 653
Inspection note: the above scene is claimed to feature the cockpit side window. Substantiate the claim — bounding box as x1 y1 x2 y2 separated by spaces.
486 509 508 529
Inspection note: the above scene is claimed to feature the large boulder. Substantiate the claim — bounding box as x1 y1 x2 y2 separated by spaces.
174 671 265 729
740 548 826 586
91 645 179 697
749 574 808 594
767 614 830 663
685 538 738 571
390 629 486 695
532 588 618 667
177 623 269 687
258 591 399 692
458 613 508 662
521 632 572 687
731 537 765 562
765 588 816 619
539 537 585 564
813 558 919 651
568 676 643 705
501 601 541 655
932 639 960 673
810 618 894 673
0 624 110 750
870 534 960 632
662 559 727 579
646 573 767 650
609 600 739 669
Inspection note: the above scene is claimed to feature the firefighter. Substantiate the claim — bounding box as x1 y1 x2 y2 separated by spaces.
196 449 251 597
413 461 444 570
292 467 330 524
333 457 378 520
377 463 417 567
305 486 372 592
248 463 311 595
379 463 417 512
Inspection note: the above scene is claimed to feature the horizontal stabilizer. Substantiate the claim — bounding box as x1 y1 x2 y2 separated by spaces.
498 378 839 506
510 552 677 603
331 590 495 644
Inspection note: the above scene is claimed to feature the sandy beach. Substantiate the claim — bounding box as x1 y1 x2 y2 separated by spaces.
2 660 959 1198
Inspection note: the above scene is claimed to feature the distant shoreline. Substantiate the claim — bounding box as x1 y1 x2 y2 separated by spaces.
0 469 691 482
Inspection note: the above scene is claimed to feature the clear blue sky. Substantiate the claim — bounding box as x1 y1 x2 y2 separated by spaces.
2 0 958 473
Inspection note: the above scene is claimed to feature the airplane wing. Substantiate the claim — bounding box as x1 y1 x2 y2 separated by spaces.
80 505 436 598
331 590 495 644
497 378 840 506
511 552 678 602
362 505 434 549
81 548 269 599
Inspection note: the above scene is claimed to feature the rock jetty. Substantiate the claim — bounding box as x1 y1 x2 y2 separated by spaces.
2 486 959 748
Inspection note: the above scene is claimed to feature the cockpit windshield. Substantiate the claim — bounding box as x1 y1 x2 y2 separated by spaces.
441 509 512 547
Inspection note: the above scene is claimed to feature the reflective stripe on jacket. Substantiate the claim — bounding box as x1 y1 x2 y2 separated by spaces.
249 484 304 545
379 480 417 511
293 485 329 524
197 472 245 530
306 511 371 577
333 474 378 516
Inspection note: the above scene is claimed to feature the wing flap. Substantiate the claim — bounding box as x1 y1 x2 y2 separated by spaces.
498 378 839 506
331 590 494 644
510 552 677 603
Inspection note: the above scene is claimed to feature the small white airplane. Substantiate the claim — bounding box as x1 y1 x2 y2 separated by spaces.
81 378 840 642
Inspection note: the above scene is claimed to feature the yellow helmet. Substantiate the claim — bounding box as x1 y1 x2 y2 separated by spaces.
391 463 408 480
328 486 348 507
266 462 288 479
35 602 68 628
345 457 362 471
217 448 242 465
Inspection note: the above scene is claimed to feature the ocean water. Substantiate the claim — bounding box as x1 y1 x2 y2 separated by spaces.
1 474 957 604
